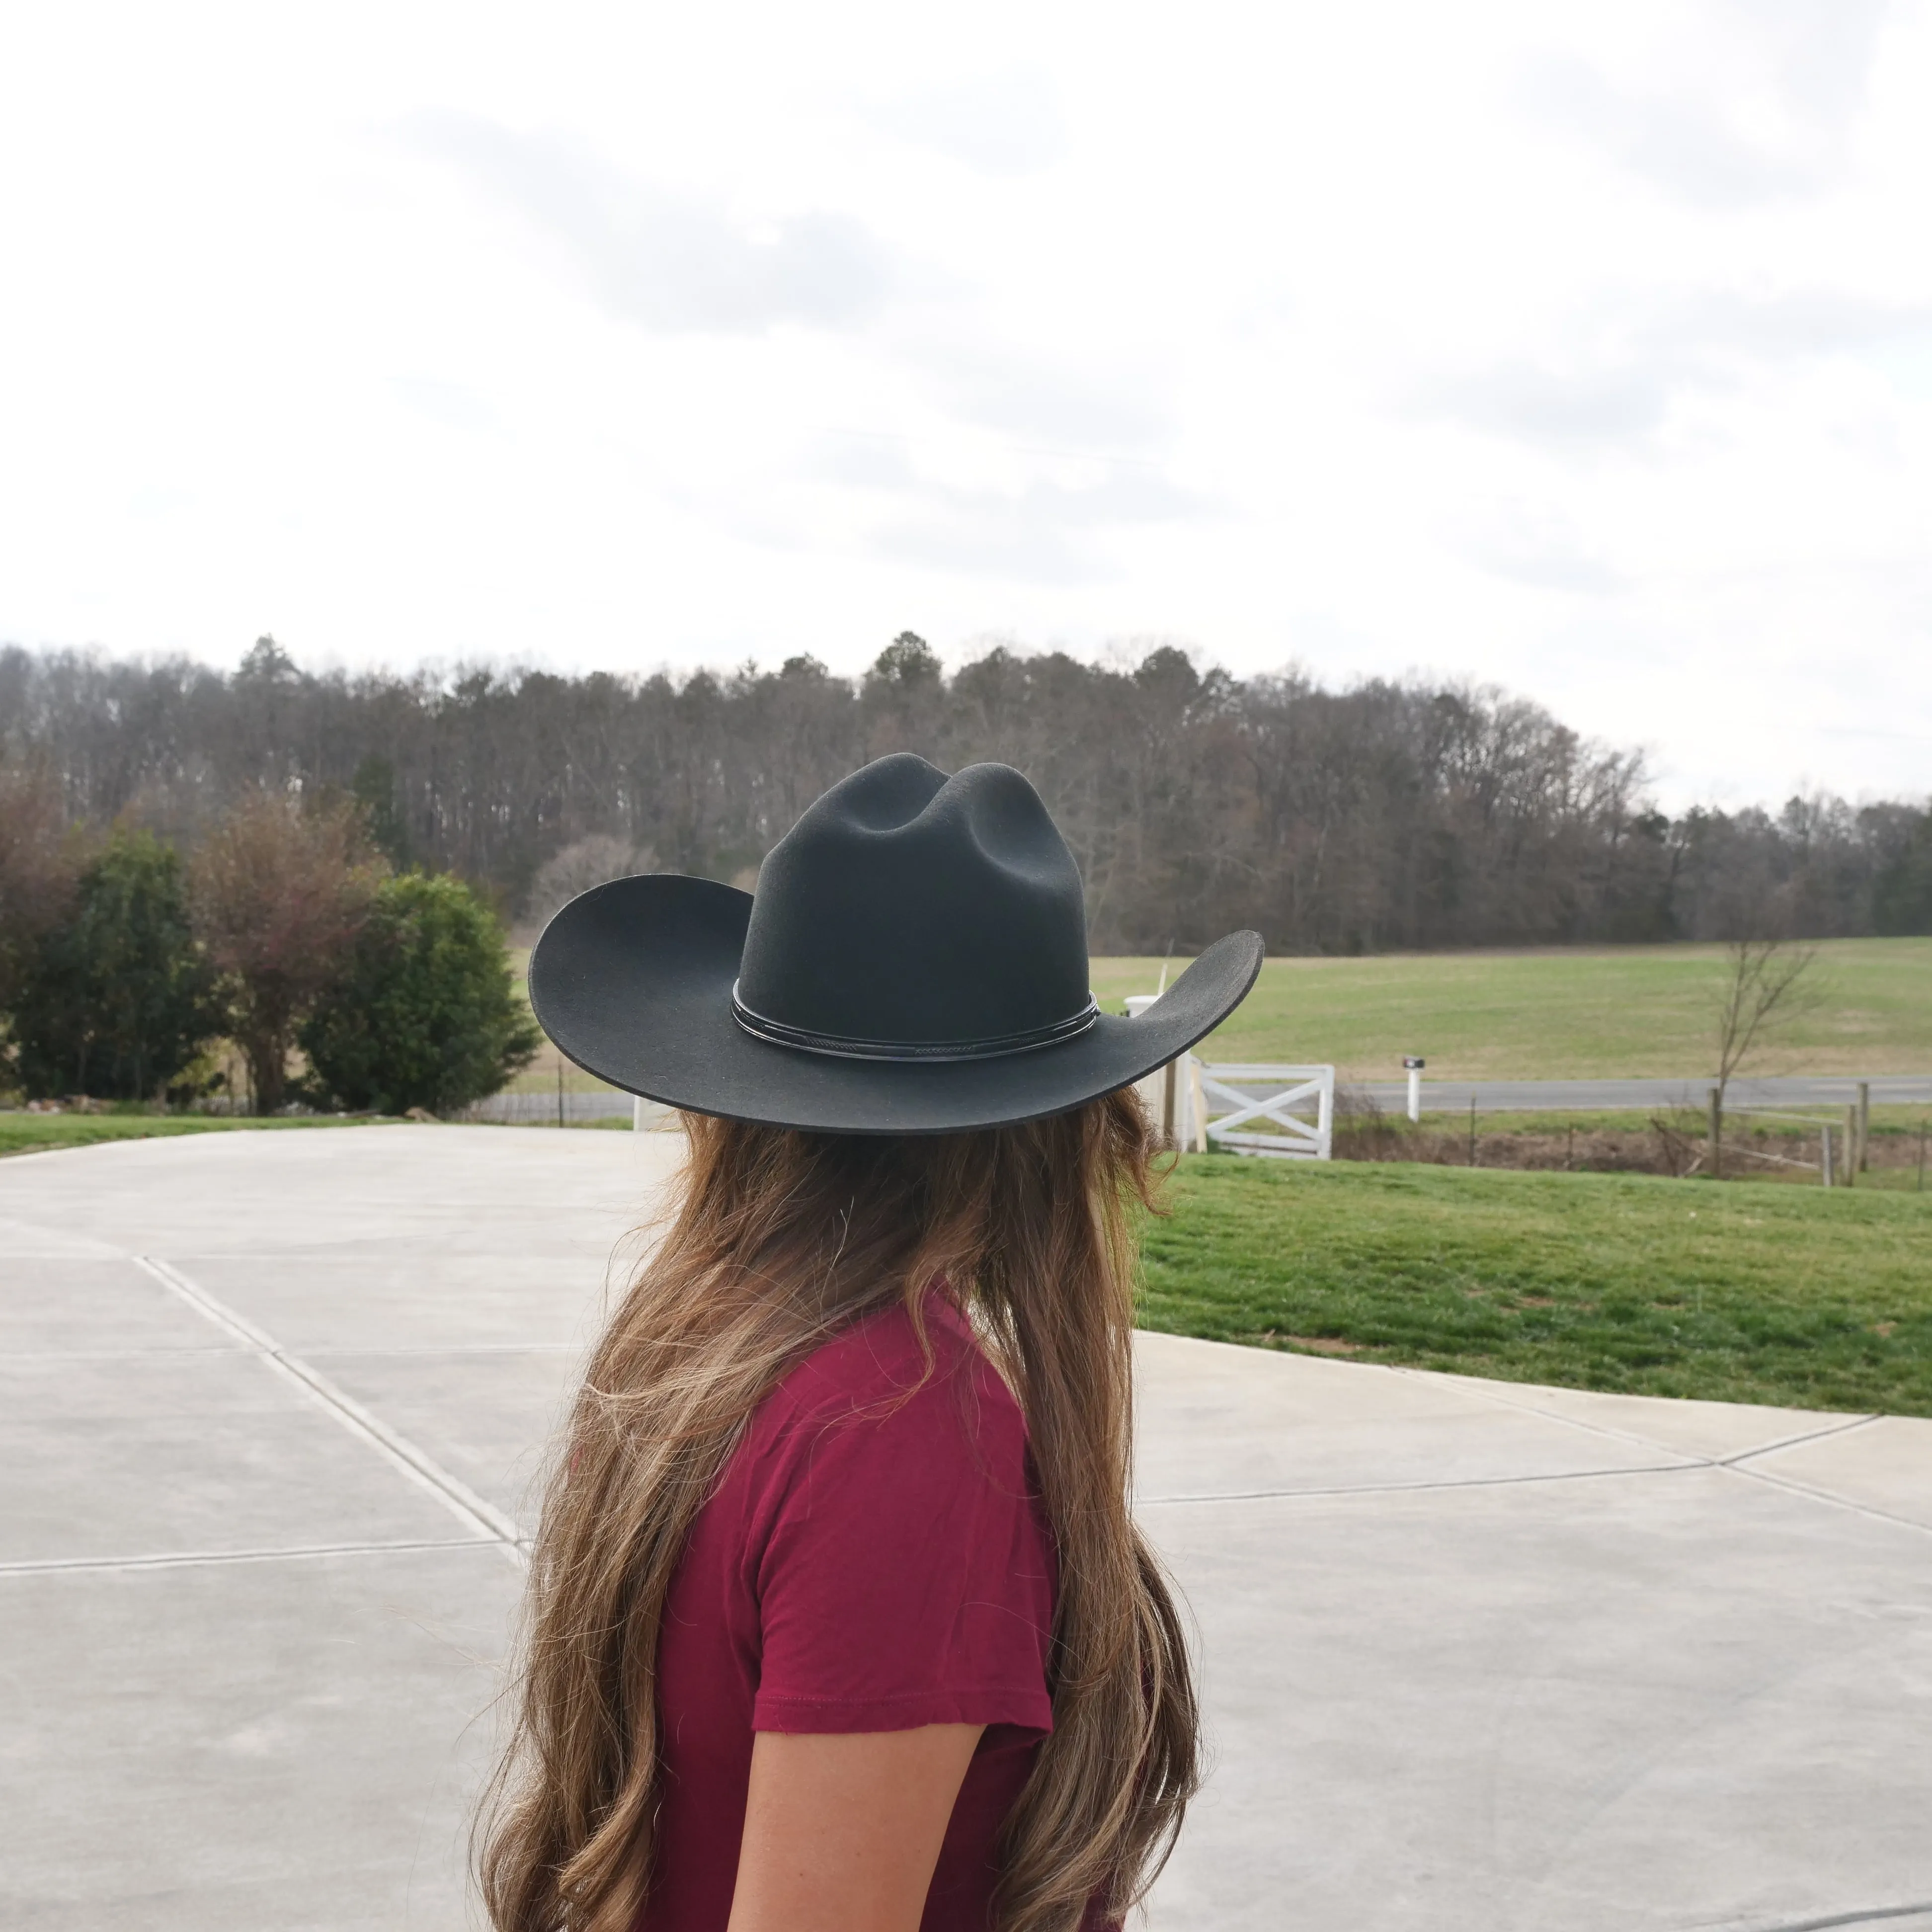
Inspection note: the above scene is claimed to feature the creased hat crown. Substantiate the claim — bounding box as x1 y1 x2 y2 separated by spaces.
734 754 1091 1053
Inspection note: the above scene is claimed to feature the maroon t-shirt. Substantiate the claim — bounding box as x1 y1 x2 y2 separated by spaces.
641 1295 1058 1932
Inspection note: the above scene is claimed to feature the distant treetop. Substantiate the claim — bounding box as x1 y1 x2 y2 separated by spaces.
870 632 943 687
236 635 303 684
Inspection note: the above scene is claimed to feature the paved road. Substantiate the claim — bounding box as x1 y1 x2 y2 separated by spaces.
3 1126 1930 1931
1358 1073 1932 1113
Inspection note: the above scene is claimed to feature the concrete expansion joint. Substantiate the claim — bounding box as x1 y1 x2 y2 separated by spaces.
0 1536 500 1578
1720 1460 1932 1541
1719 1904 1932 1932
1387 1368 1930 1540
1135 1460 1696 1508
133 1255 529 1565
6 1344 244 1360
1717 1415 1883 1466
300 1342 585 1357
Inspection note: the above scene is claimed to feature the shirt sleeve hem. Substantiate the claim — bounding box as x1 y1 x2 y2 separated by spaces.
752 1687 1054 1735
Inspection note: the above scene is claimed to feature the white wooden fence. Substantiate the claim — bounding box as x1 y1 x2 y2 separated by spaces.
1131 1048 1335 1160
1189 1060 1335 1160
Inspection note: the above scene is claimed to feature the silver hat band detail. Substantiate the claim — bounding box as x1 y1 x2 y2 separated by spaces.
730 984 1099 1063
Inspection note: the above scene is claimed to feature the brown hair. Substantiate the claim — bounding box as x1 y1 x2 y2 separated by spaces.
479 1087 1199 1932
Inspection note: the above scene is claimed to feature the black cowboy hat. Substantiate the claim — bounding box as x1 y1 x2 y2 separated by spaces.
529 753 1263 1134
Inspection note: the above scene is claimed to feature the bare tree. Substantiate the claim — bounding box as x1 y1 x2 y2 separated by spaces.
190 790 383 1113
1707 935 1821 1178
523 833 655 937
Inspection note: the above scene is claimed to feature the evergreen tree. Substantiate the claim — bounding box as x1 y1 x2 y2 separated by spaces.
300 872 541 1115
11 828 222 1100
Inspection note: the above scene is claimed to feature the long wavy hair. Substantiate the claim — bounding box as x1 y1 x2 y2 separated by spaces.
478 1086 1199 1932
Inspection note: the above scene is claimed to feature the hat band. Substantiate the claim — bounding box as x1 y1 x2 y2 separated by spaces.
730 984 1100 1063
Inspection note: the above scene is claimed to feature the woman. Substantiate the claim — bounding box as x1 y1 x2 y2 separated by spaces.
482 754 1262 1932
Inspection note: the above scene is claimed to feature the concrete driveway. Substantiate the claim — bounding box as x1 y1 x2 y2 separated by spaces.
1 1126 1928 1932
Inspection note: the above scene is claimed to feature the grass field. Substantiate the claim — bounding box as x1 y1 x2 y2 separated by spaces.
508 936 1931 1089
1141 1157 1932 1416
1093 936 1932 1081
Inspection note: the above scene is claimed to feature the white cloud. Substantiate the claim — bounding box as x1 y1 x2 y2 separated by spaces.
409 114 897 333
1451 500 1629 595
1523 0 1891 206
860 68 1066 176
1413 288 1932 452
0 0 1930 806
903 336 1172 451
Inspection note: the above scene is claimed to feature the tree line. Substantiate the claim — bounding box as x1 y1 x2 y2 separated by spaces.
3 633 1929 953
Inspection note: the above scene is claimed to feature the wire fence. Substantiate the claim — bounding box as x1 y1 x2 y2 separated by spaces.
462 1090 638 1125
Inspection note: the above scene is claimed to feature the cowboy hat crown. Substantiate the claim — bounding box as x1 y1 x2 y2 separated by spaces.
734 755 1094 1060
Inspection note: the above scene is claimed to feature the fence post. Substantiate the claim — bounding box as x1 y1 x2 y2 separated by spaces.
1821 1123 1833 1188
1124 995 1172 1149
1857 1081 1870 1173
1844 1105 1857 1187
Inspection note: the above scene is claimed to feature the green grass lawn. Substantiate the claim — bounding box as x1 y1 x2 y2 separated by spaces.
0 1112 401 1158
1093 936 1932 1081
1141 1157 1932 1416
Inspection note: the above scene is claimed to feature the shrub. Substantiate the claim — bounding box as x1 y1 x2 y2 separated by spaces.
300 872 541 1115
10 828 223 1100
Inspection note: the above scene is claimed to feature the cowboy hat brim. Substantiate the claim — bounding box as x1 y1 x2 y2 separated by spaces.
529 874 1264 1135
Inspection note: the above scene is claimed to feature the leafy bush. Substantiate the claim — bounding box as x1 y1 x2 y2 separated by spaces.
10 828 224 1100
300 872 541 1114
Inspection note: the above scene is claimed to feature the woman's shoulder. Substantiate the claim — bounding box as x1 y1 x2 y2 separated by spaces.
762 1295 1024 1455
705 1298 1045 1587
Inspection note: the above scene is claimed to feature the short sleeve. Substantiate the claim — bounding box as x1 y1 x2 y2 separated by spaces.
750 1372 1055 1736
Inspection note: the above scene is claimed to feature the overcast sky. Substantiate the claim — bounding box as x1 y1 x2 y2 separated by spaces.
3 0 1930 807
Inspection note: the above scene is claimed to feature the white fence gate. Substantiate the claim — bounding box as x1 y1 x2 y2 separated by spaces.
1131 1050 1335 1160
1190 1060 1334 1160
